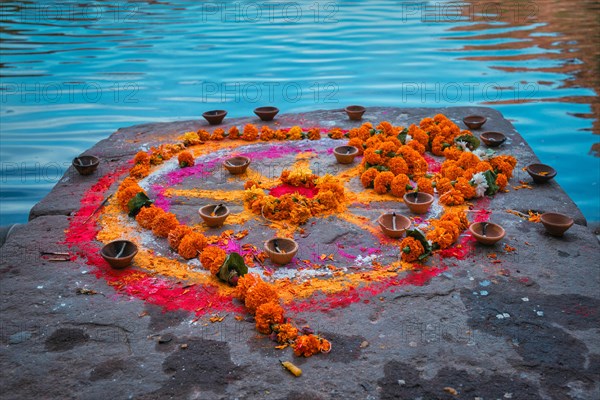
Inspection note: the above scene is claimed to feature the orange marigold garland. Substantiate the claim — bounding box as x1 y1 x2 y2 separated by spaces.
178 232 208 259
167 225 193 250
241 124 259 141
135 205 163 230
293 334 331 357
391 174 412 197
178 151 195 168
151 212 179 238
200 245 227 275
373 171 395 194
275 323 299 344
361 168 380 188
400 236 425 263
255 301 285 334
244 280 279 314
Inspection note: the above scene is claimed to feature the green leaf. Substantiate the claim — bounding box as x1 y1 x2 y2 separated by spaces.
397 128 408 144
218 252 248 286
127 192 153 217
406 228 432 260
454 134 480 150
483 170 499 196
373 165 390 172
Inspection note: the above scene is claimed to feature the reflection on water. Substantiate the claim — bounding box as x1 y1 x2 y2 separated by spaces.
0 0 598 224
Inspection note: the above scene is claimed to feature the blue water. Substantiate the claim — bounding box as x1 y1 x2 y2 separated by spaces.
1 0 598 224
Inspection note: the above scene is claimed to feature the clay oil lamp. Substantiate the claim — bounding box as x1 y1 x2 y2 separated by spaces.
254 106 279 121
72 155 99 176
345 105 366 121
378 212 411 239
223 156 250 175
403 192 434 214
540 212 574 237
333 145 359 164
463 115 487 130
202 110 227 125
526 163 557 183
264 238 298 265
199 204 230 228
469 222 505 246
480 131 506 147
100 240 138 269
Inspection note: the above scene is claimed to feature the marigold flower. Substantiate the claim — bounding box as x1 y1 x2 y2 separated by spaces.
400 236 425 263
457 152 480 170
210 128 226 140
130 163 150 178
181 131 201 146
376 141 399 157
135 205 163 230
496 173 509 190
365 135 383 149
439 188 465 206
178 232 208 259
431 219 460 240
244 180 261 190
431 135 450 156
167 225 193 250
274 129 287 140
178 151 195 168
313 189 337 210
408 124 429 147
364 148 384 165
255 301 285 334
391 174 411 197
195 129 209 141
117 182 143 211
360 168 380 188
454 177 476 199
434 177 453 195
376 121 396 136
407 140 426 155
440 160 461 179
152 212 179 238
133 151 151 165
293 334 322 357
235 273 262 301
200 245 227 275
415 177 434 195
410 157 428 178
245 280 279 314
327 127 345 139
228 126 240 139
373 171 395 194
241 124 259 141
440 210 469 231
275 322 299 344
306 127 321 140
260 126 276 141
426 228 455 250
443 146 463 161
287 126 303 140
347 137 365 155
289 205 312 225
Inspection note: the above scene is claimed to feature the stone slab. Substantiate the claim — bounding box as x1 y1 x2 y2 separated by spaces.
2 107 598 400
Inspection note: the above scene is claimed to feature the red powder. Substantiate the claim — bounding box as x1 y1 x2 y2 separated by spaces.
269 184 318 198
424 155 441 173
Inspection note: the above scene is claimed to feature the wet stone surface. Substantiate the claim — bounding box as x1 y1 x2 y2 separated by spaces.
0 107 598 399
